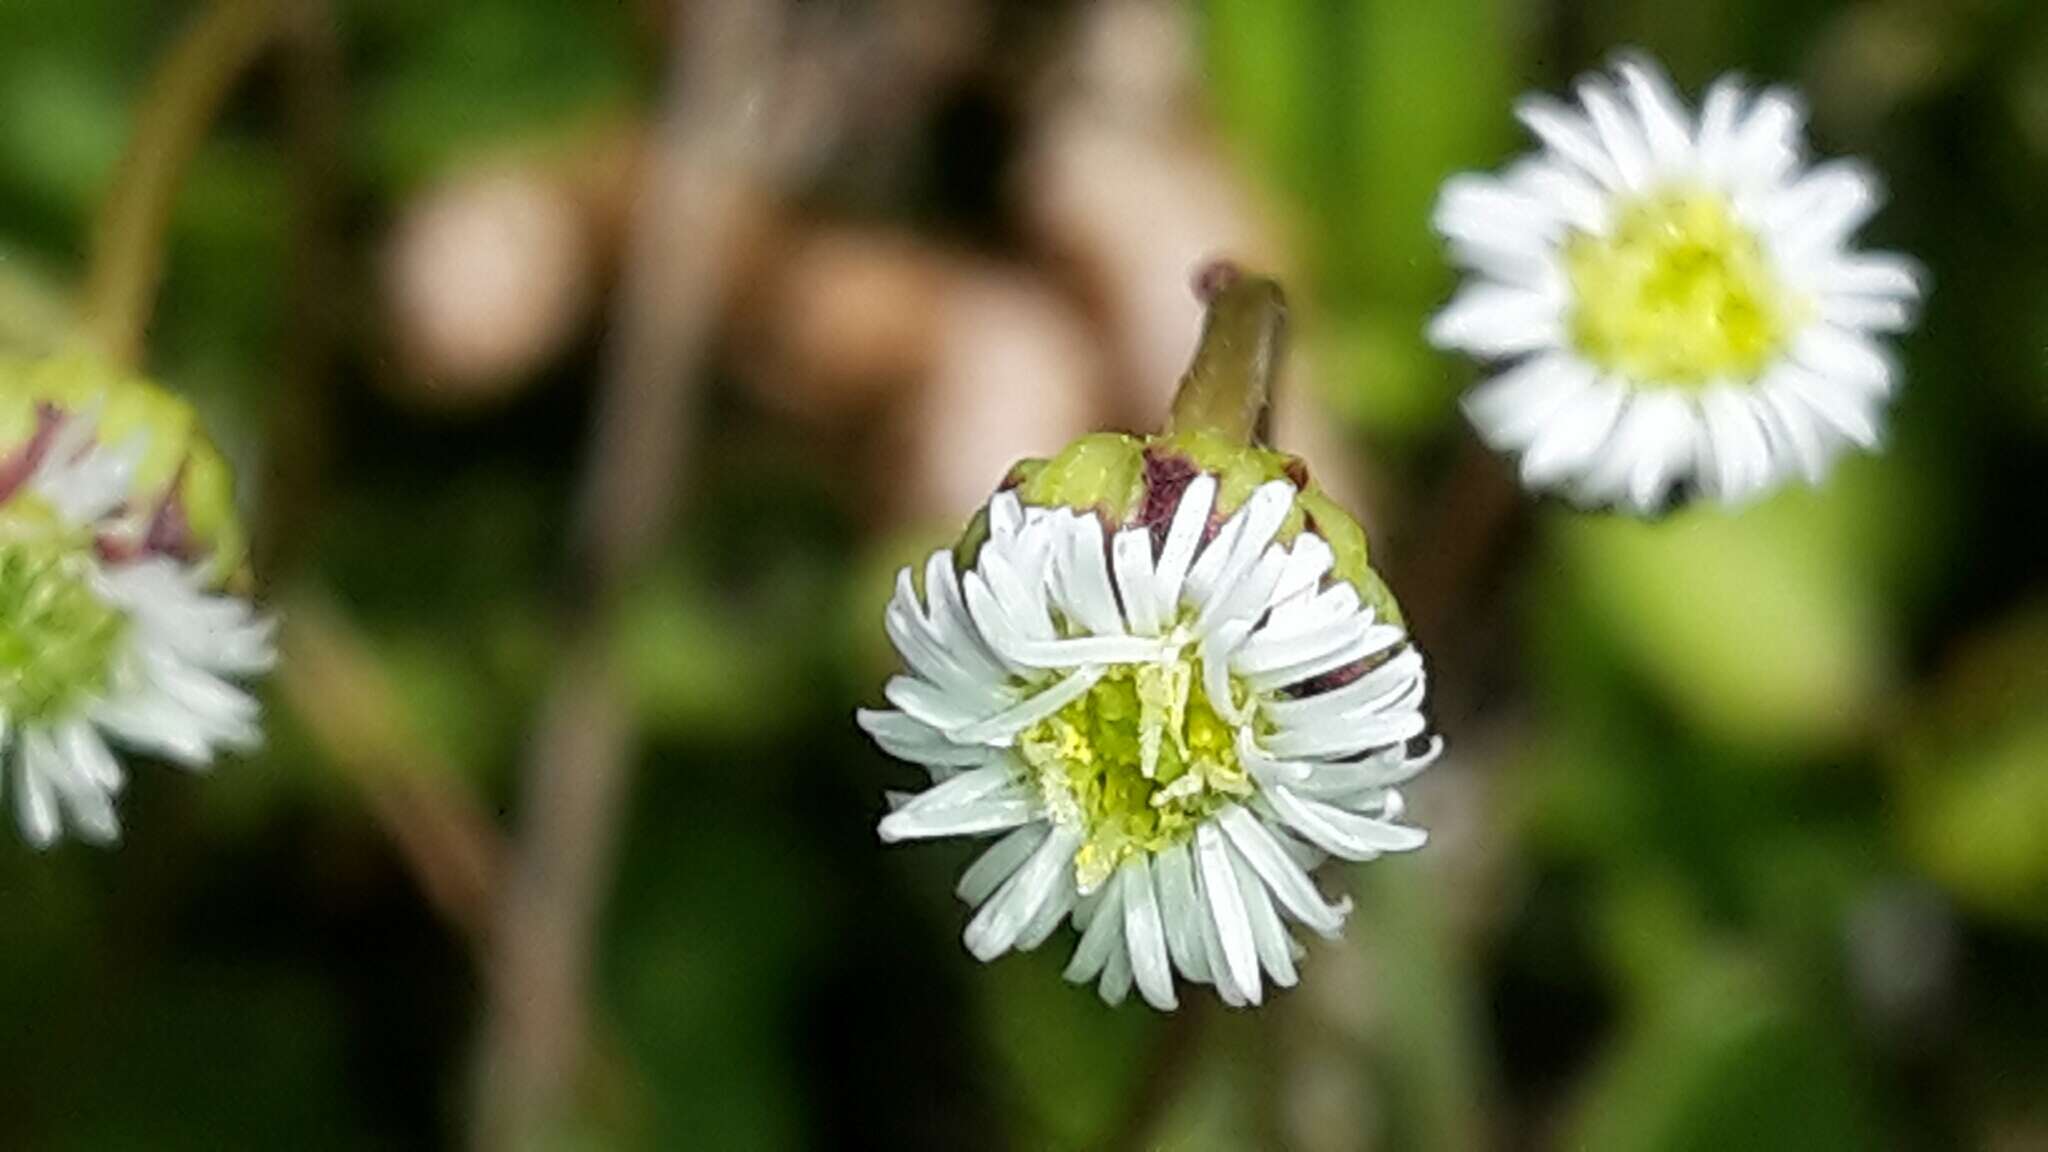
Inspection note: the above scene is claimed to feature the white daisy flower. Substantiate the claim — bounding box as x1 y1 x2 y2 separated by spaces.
1429 53 1921 512
861 474 1438 1009
0 421 275 848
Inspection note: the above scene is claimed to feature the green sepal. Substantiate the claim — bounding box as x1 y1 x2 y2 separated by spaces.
958 431 1405 627
0 352 249 584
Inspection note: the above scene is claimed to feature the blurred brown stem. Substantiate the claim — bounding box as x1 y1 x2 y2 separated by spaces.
469 3 787 1149
278 597 502 941
1108 1001 1213 1152
255 0 343 581
1395 436 1521 655
80 0 279 368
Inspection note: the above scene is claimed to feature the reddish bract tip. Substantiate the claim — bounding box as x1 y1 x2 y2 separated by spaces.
1191 258 1242 304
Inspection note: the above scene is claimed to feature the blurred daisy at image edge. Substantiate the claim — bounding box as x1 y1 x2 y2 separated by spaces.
0 413 274 848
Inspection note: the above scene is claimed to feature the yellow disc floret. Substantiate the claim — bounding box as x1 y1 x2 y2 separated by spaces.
1018 654 1254 893
0 512 125 725
1565 188 1800 386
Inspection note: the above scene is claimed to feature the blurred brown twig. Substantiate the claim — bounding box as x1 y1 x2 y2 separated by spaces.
278 596 503 942
469 2 791 1148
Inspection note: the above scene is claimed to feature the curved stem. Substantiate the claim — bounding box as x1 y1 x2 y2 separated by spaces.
1165 261 1289 445
470 2 786 1148
79 0 278 368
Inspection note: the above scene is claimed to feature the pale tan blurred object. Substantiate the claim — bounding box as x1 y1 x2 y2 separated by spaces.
1278 1024 1381 1152
742 228 955 419
1014 0 1389 537
383 164 598 405
891 267 1104 522
1807 2 1967 138
1018 0 1284 425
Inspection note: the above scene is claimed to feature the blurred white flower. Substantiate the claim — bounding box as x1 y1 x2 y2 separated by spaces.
861 476 1437 1009
1429 54 1921 512
0 422 274 848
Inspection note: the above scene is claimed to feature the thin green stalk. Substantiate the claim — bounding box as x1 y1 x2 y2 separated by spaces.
79 0 279 367
1165 262 1289 444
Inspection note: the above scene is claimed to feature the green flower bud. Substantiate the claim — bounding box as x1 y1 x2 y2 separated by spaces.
0 353 249 585
865 263 1439 1009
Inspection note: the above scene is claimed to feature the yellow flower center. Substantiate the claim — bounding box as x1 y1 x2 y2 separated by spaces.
1565 188 1799 386
0 517 125 724
1018 653 1253 893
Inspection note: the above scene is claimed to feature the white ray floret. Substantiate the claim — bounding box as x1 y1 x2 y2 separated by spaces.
861 476 1438 1009
0 426 275 848
1429 53 1921 512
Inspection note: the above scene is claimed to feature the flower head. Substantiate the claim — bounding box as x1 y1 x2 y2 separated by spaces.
862 269 1438 1009
1429 54 1921 512
0 370 273 848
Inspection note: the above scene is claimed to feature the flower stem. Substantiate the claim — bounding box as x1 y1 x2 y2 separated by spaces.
1165 260 1289 445
78 0 279 368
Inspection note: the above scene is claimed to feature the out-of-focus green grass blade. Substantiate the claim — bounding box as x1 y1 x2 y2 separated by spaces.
1361 861 1490 1152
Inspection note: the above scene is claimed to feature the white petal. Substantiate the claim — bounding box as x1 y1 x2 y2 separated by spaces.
1152 473 1217 614
1506 159 1610 234
1790 325 1895 396
1259 647 1426 731
1428 284 1565 358
1770 159 1880 255
957 823 1050 906
878 763 1035 842
1154 842 1210 984
1064 871 1127 983
858 709 992 770
883 674 985 733
1725 88 1805 193
1017 878 1078 952
1265 785 1428 860
1519 380 1628 488
1229 843 1298 988
13 740 61 848
1697 384 1775 502
1218 806 1346 938
1516 94 1624 188
1462 354 1601 451
1780 366 1883 450
1576 76 1652 190
1112 529 1163 636
1757 374 1833 485
1052 512 1125 636
1120 856 1178 1010
1098 941 1135 1006
1195 822 1262 1006
951 665 1107 745
1260 707 1427 761
966 824 1081 961
1616 55 1694 171
1694 77 1746 178
1812 252 1923 301
1820 295 1914 333
1269 536 1333 607
1191 482 1294 631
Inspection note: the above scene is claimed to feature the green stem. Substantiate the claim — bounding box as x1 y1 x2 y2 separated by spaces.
78 0 279 368
1164 261 1289 445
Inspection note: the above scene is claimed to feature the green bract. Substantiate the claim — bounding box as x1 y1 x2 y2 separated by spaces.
0 514 125 724
965 428 1404 628
0 353 247 584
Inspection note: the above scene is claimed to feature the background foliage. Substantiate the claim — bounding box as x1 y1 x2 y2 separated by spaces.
0 0 2043 1149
